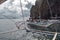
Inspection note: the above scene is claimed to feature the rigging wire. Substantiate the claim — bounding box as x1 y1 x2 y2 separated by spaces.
20 0 27 28
47 0 57 33
39 0 44 22
47 0 53 19
20 0 28 29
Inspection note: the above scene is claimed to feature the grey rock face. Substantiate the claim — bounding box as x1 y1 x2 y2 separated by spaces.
30 0 60 20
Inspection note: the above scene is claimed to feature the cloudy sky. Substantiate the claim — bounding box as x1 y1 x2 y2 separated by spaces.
0 0 36 19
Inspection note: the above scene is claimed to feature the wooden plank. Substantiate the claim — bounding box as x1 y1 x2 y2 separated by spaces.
52 32 57 40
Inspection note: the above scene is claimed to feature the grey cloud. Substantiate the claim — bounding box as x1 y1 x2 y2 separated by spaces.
0 0 31 19
25 2 32 9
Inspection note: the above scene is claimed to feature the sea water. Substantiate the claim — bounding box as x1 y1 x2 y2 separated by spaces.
0 19 53 40
0 19 34 40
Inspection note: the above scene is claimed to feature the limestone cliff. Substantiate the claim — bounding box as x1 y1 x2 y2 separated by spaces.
30 0 60 20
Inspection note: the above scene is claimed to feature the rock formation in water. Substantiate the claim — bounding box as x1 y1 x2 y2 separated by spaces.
30 0 60 20
0 0 6 4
